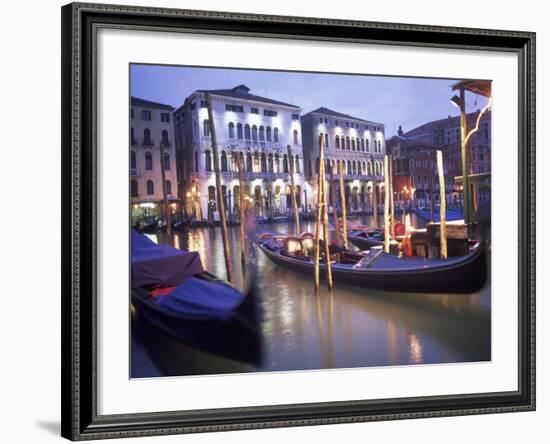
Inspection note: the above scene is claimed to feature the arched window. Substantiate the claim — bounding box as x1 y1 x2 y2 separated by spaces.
203 120 210 137
146 180 154 195
335 135 340 149
228 122 235 139
346 136 350 150
259 126 265 141
130 150 136 169
143 128 152 145
162 153 170 171
295 155 300 174
315 157 320 174
293 129 299 145
378 140 382 152
266 126 272 142
221 151 228 172
205 150 212 172
246 152 252 172
145 151 153 170
252 125 258 141
131 128 136 145
357 138 361 151
208 186 216 211
273 127 279 142
347 161 352 175
237 123 243 139
194 151 198 172
361 139 365 151
261 153 267 172
274 154 280 173
358 162 362 175
131 179 138 197
268 154 274 172
351 138 356 151
165 180 172 195
161 130 169 145
366 139 370 152
325 133 329 149
283 154 289 173
253 152 260 172
244 124 251 140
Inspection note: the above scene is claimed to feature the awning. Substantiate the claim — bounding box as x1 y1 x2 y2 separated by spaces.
452 80 492 97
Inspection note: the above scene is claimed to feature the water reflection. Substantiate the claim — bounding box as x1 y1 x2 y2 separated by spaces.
132 215 490 377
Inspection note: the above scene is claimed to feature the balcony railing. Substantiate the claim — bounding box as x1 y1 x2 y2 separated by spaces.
130 168 141 177
191 171 291 181
142 139 154 146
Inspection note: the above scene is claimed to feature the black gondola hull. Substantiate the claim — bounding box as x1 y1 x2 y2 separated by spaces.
258 243 488 294
131 275 262 366
348 233 384 250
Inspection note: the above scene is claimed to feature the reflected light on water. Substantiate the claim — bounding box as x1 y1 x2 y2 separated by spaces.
408 333 424 364
132 215 491 377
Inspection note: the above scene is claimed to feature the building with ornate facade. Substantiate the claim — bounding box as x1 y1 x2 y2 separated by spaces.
300 107 386 213
130 97 179 224
174 85 306 221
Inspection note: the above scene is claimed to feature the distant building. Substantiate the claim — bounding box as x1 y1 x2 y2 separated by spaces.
388 110 491 210
301 107 386 213
174 85 306 221
130 97 179 224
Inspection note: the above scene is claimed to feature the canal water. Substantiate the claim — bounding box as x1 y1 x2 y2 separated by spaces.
131 214 491 378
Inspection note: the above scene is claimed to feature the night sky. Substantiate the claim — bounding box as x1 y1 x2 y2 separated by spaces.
130 64 489 137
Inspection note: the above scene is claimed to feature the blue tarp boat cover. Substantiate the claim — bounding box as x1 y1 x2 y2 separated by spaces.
131 230 205 288
156 277 244 318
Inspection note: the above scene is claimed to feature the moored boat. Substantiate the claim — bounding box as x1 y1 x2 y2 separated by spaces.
256 233 487 293
348 229 384 250
131 230 262 365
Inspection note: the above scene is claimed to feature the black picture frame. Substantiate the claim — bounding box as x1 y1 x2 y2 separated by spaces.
61 2 536 440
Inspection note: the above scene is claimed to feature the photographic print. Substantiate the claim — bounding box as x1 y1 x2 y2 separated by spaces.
129 64 492 378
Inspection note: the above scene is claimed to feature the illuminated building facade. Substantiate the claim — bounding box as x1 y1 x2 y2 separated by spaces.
389 111 491 210
174 85 306 221
130 97 179 224
300 107 386 213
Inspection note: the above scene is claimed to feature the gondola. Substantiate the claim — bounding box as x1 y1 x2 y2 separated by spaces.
131 230 262 365
171 215 194 231
347 229 384 250
256 234 487 294
135 218 158 233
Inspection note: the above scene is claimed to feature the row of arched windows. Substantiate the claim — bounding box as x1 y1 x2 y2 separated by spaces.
204 150 300 175
130 179 172 197
333 135 382 153
311 158 384 177
130 150 171 171
225 122 291 144
131 128 170 146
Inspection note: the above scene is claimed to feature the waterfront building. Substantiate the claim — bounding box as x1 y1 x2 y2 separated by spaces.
300 107 386 213
388 111 491 211
130 97 180 224
174 85 306 221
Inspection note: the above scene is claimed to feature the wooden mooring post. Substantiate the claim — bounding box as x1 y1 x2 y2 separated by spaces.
206 94 233 282
436 150 448 259
314 136 333 290
384 155 391 254
287 144 301 236
338 161 349 250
